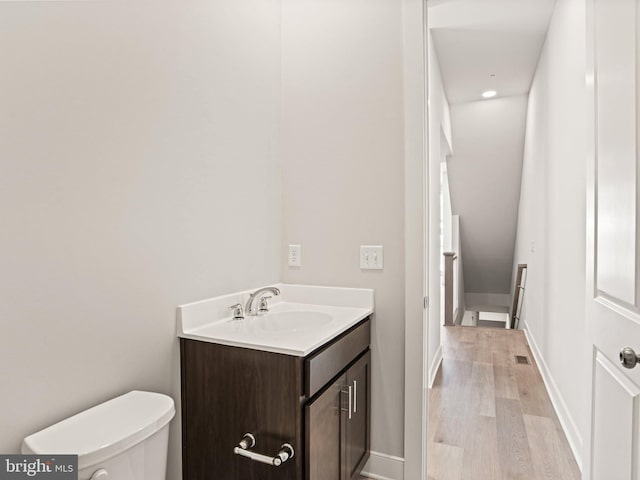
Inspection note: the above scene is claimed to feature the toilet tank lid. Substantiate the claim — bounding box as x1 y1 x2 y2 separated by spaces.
21 391 175 470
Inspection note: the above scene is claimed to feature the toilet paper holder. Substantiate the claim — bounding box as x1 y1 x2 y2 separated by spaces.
233 433 295 467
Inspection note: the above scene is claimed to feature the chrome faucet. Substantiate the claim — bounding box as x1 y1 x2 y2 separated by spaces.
245 286 281 316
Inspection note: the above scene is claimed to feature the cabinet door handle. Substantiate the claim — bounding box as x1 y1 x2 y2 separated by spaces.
353 380 357 414
341 385 352 420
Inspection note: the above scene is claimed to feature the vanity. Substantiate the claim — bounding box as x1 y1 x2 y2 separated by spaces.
178 284 373 480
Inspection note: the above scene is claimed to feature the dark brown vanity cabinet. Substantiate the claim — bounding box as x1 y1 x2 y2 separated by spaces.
306 350 371 480
180 317 371 480
306 375 345 480
344 351 371 479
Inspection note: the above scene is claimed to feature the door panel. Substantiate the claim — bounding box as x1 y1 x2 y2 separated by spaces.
346 351 371 480
306 374 346 480
586 0 640 478
592 352 640 480
594 0 637 304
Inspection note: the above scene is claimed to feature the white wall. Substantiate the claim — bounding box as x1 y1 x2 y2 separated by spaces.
441 168 452 325
443 169 453 253
280 0 405 462
0 2 282 479
442 174 465 323
448 95 527 296
512 0 587 462
452 215 465 320
427 31 452 381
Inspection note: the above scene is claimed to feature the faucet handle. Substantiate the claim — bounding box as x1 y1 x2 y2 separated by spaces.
258 296 272 314
229 303 245 320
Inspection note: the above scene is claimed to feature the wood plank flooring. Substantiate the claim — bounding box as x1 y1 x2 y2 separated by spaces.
427 326 580 480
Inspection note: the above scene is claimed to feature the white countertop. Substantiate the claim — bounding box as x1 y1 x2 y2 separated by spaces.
177 284 374 356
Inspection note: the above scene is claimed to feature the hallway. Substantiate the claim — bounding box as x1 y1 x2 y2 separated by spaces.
427 327 580 480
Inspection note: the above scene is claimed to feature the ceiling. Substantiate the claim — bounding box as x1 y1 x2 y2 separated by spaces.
429 0 556 105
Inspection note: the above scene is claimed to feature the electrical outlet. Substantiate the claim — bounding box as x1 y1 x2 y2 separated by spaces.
360 245 383 270
288 244 301 267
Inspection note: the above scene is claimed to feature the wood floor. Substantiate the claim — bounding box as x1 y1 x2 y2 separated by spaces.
427 326 580 480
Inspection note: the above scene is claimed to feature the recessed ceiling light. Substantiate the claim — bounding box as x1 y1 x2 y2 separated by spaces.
482 90 497 98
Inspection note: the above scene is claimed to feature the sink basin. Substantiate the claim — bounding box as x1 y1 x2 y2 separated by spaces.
254 311 333 333
178 285 374 355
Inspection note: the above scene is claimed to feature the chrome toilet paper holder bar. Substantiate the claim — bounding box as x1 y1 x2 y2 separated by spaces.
233 433 295 467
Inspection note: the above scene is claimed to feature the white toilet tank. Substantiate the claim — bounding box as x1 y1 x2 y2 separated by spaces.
22 391 175 480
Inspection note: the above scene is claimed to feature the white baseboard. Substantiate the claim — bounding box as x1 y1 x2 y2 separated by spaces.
428 344 443 388
361 451 404 480
522 321 583 471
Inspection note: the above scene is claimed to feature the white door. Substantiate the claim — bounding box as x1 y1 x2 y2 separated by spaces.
585 0 640 478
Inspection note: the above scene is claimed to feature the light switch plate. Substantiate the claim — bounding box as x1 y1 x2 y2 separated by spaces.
288 244 301 267
360 245 383 269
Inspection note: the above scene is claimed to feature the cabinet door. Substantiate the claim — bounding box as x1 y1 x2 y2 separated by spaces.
345 350 371 480
306 373 347 480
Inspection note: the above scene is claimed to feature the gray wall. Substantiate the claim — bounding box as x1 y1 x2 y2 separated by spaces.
0 2 282 479
447 95 528 296
280 0 406 459
512 0 587 458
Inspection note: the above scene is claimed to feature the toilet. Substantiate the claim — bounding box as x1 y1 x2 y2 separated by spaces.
21 391 175 480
